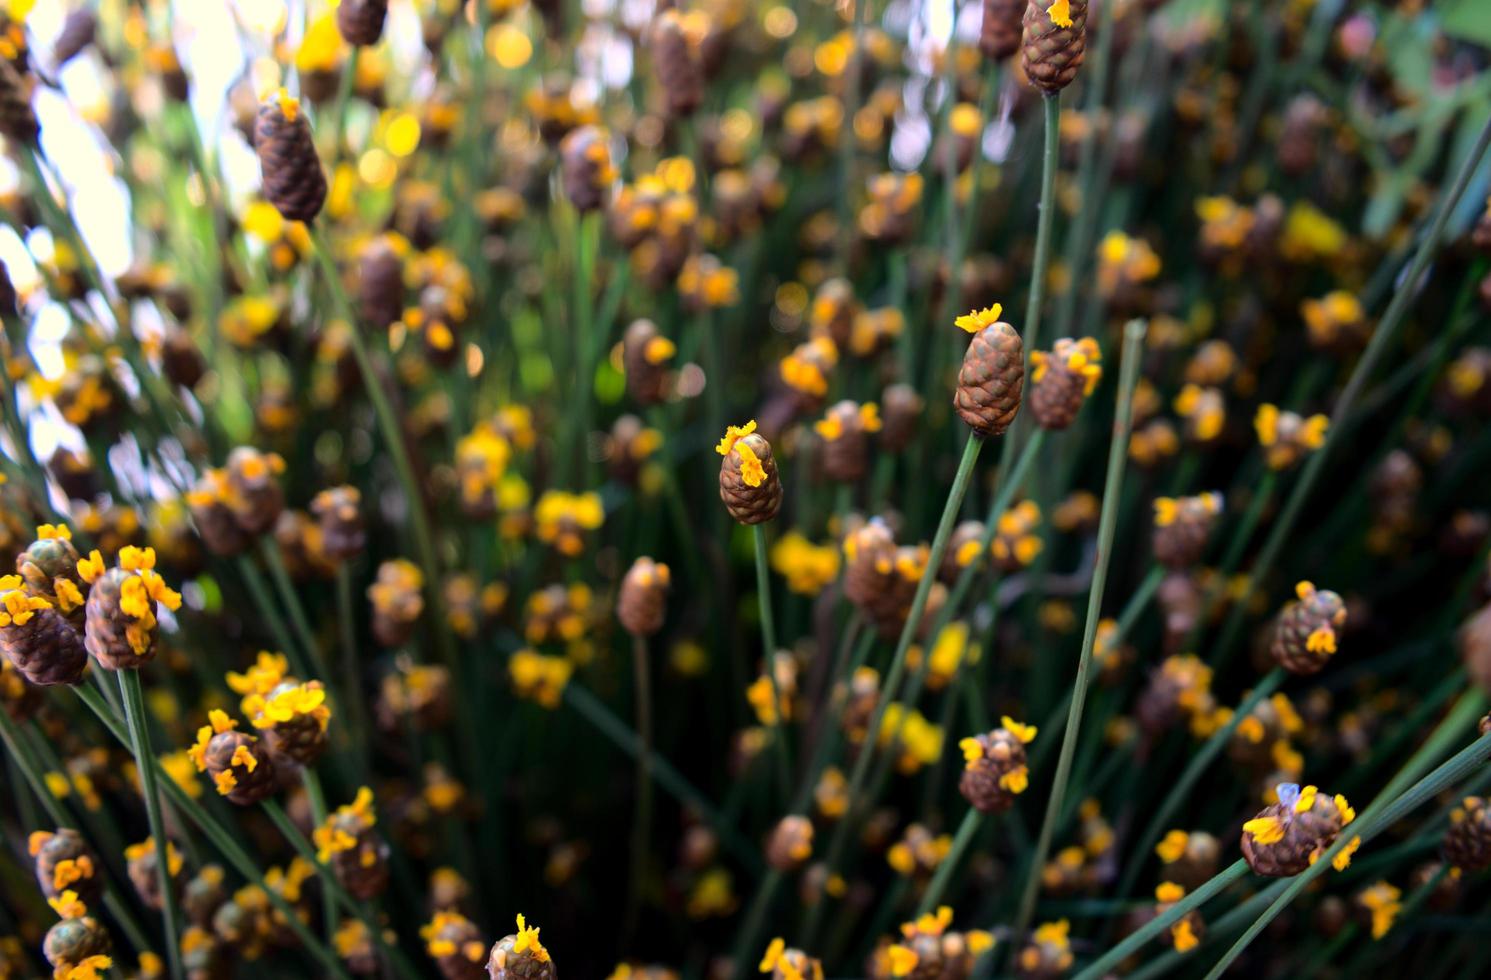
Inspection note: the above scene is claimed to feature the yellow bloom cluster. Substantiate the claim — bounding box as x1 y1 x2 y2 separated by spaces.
509 650 574 708
769 532 840 596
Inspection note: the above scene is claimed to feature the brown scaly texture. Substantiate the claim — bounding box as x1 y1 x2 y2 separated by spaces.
879 383 924 453
617 557 669 637
311 485 366 560
254 91 327 223
260 682 331 766
43 916 112 975
202 730 278 805
622 319 673 407
842 521 922 638
1151 493 1223 570
486 925 557 980
819 400 873 483
719 432 782 525
765 815 814 871
337 0 388 46
188 491 250 558
332 827 392 901
1028 338 1099 430
225 447 286 535
181 866 228 927
126 841 175 911
0 55 37 144
1270 582 1346 676
1443 796 1491 871
16 535 87 621
979 0 1025 61
357 234 405 331
1021 0 1088 94
558 125 614 213
954 321 1024 437
1 605 87 686
1240 785 1353 877
651 10 703 119
429 914 488 980
32 829 104 907
1459 601 1491 697
958 725 1030 813
52 8 97 66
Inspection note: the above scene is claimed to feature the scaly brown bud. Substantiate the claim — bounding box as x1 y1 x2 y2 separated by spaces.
954 310 1024 437
1151 493 1223 569
1240 782 1357 877
617 557 670 637
1022 0 1088 93
980 0 1025 60
357 234 406 332
718 422 782 525
958 717 1037 813
254 89 327 223
1444 796 1491 871
1028 338 1102 431
559 125 615 213
651 10 704 119
337 0 389 46
1270 581 1346 676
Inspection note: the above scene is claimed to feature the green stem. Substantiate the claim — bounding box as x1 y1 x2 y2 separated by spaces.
117 670 185 980
752 522 792 800
729 869 782 974
236 555 309 679
301 769 339 948
1011 319 1146 944
916 807 983 916
72 686 353 979
260 537 330 683
835 0 869 270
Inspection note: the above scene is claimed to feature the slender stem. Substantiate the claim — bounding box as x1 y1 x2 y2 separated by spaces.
72 685 354 979
1011 319 1146 943
307 228 453 669
236 554 309 679
752 522 792 800
625 633 654 941
1073 860 1251 980
916 807 982 916
1207 113 1491 670
301 769 339 948
1200 723 1491 980
260 537 330 682
335 563 369 769
117 669 185 980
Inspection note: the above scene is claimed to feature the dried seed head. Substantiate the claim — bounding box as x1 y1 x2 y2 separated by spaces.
980 0 1025 61
1444 796 1491 871
423 911 488 980
879 383 925 454
958 716 1037 813
31 829 104 908
1151 493 1224 569
1028 338 1102 430
816 400 882 483
0 573 87 686
954 309 1024 437
487 913 555 980
336 0 389 46
617 557 670 637
1240 782 1357 877
559 125 616 213
311 485 366 561
1270 581 1346 676
1021 0 1088 94
718 421 783 525
651 10 705 119
189 710 279 805
43 915 112 977
254 89 327 223
765 815 814 871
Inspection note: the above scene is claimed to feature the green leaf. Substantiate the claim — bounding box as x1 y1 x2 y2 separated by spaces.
1441 0 1491 49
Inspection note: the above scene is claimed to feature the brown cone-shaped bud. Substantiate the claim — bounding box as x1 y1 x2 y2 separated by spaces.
1459 601 1491 697
357 234 405 332
1156 830 1220 892
980 0 1025 60
651 10 704 119
311 485 366 561
559 125 615 213
31 829 104 908
487 915 557 980
1028 338 1101 431
202 729 278 805
1021 0 1088 94
1151 493 1223 569
83 566 163 671
188 477 251 558
224 447 286 535
719 426 782 525
817 400 878 483
161 326 207 390
425 912 488 980
1270 581 1346 676
52 8 97 66
254 90 327 223
125 838 178 911
182 865 228 927
0 601 88 686
958 720 1035 813
954 321 1024 437
337 0 388 45
1443 796 1491 871
43 916 112 975
332 827 391 901
257 680 332 766
16 529 86 606
617 557 670 637
765 814 814 871
0 57 38 145
879 383 924 453
1240 783 1355 877
622 319 674 407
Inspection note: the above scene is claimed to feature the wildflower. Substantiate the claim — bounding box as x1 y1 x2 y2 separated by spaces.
534 491 605 556
313 787 390 900
376 663 454 732
1302 290 1370 354
759 937 823 980
124 837 182 911
1022 0 1087 93
1136 654 1214 737
766 815 814 871
337 0 388 46
15 524 88 622
1356 881 1402 940
1444 796 1491 871
243 678 332 765
887 825 952 878
77 547 181 671
0 573 87 686
718 421 783 525
617 557 670 637
42 913 112 979
488 914 555 980
958 716 1036 812
1154 882 1205 952
678 253 739 310
1152 493 1224 569
368 559 424 647
509 650 573 708
780 337 839 405
187 709 277 805
559 125 616 212
1271 581 1347 676
30 830 102 908
423 911 487 980
1241 782 1357 876
816 400 882 483
255 88 327 223
991 500 1044 571
955 311 1024 437
1029 338 1102 430
621 319 675 407
1015 919 1074 978
770 533 841 596
1174 384 1226 443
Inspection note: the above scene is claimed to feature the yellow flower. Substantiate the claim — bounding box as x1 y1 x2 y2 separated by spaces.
954 303 1004 334
716 419 758 456
1002 716 1038 744
1046 0 1072 28
1242 815 1285 846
